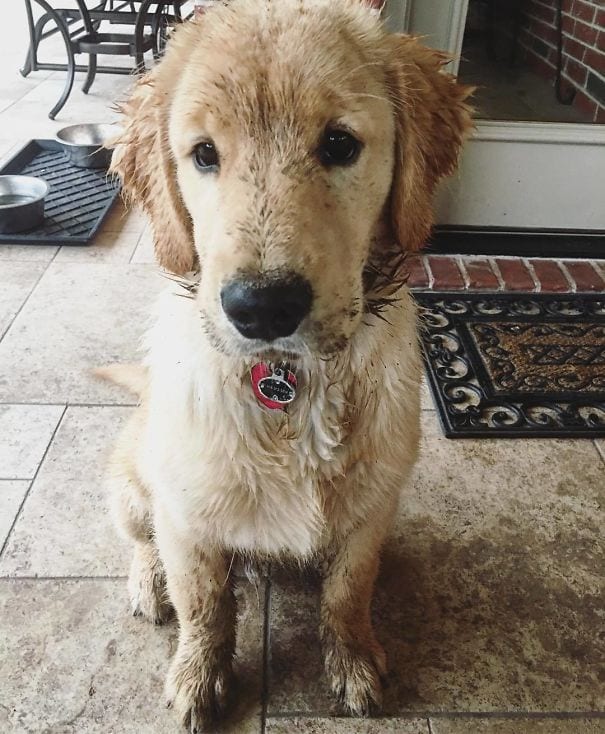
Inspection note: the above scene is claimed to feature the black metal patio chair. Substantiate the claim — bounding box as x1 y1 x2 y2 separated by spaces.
20 0 188 119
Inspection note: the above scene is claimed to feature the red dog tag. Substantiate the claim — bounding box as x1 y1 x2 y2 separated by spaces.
251 363 297 410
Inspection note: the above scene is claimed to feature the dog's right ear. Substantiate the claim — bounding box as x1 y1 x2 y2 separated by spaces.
110 62 196 275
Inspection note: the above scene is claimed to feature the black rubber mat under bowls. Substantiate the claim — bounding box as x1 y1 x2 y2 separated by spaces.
0 139 120 245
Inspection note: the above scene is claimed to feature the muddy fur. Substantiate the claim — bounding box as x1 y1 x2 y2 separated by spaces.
103 0 473 729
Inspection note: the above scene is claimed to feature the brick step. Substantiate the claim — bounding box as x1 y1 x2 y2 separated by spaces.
408 254 605 293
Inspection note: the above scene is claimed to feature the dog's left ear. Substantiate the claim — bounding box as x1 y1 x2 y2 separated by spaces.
386 35 474 252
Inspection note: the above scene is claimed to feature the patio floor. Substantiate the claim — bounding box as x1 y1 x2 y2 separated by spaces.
0 4 604 733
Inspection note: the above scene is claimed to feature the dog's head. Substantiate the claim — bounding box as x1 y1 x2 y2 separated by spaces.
112 0 472 357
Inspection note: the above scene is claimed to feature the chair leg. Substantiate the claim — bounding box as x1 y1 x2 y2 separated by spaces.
49 44 75 119
72 0 97 97
134 0 153 72
82 53 97 94
151 4 169 60
151 9 161 60
21 49 34 78
20 1 43 77
29 0 77 119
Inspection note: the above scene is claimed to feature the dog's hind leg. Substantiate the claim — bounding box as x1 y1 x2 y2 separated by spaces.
108 414 173 625
320 514 391 717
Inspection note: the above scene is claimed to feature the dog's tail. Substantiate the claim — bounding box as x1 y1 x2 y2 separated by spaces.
92 363 148 398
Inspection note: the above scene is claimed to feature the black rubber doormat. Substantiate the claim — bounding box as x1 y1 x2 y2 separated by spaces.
415 292 605 438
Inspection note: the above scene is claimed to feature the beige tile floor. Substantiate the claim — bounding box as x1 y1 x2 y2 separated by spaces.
0 5 604 734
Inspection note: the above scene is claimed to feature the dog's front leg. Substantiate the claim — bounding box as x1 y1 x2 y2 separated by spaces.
155 509 236 732
320 519 389 716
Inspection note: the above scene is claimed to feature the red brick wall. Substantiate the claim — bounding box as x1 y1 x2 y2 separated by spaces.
519 0 605 122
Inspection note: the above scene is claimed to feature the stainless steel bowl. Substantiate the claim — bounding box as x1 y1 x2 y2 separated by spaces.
0 175 49 234
56 123 117 169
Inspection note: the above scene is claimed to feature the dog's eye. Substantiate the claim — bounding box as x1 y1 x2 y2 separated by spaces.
319 129 361 167
193 141 219 171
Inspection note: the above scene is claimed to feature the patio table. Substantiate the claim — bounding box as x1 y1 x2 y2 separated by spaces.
21 0 188 118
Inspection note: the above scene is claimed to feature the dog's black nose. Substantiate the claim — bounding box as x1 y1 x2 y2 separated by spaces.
221 275 312 341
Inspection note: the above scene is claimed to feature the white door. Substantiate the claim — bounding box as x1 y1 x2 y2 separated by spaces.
384 0 605 244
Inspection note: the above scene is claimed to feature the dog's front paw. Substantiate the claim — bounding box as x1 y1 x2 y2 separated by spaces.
323 635 386 716
129 544 173 625
165 644 233 732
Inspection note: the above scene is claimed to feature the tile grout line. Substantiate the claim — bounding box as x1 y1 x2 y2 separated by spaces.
523 258 541 292
427 718 435 734
593 439 605 464
0 401 137 408
128 226 147 264
49 243 62 264
0 254 55 342
423 256 435 290
0 404 67 560
487 257 504 291
0 575 128 581
456 256 471 290
422 711 605 720
558 261 577 292
264 710 605 720
260 571 272 734
586 260 605 283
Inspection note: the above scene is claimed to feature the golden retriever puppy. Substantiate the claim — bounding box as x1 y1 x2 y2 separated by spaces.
106 0 472 729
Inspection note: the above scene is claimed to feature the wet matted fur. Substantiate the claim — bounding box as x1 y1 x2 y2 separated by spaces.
104 0 473 729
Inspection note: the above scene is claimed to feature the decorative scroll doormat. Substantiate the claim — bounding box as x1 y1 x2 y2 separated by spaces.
415 292 605 438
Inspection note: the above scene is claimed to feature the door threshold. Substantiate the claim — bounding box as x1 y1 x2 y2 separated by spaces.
429 227 605 258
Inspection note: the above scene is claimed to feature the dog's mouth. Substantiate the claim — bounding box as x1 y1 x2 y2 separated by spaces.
250 346 303 362
199 307 310 360
236 334 313 364
202 295 364 361
166 270 382 365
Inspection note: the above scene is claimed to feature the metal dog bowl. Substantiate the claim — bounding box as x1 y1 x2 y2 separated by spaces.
56 123 117 169
0 175 49 234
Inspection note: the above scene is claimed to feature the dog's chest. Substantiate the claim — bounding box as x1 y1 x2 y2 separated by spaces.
142 289 420 557
144 373 351 557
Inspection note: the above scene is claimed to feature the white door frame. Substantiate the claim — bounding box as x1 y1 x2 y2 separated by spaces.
385 0 605 234
397 0 469 70
383 0 411 33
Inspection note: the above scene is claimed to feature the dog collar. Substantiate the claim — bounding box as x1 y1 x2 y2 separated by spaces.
251 362 297 410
